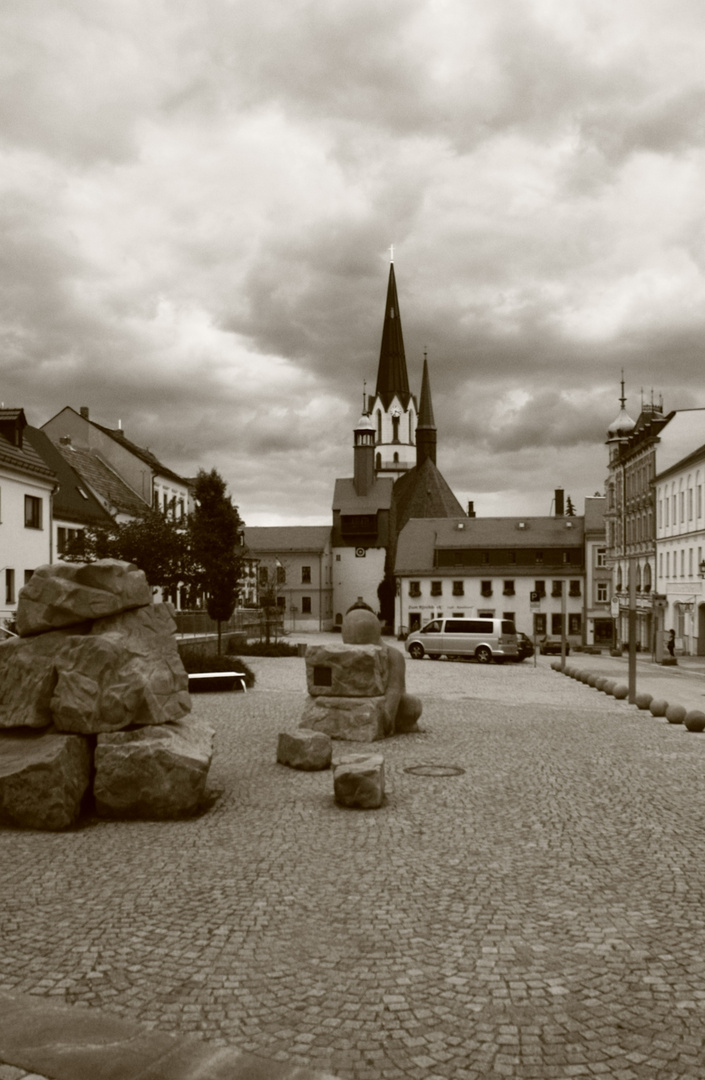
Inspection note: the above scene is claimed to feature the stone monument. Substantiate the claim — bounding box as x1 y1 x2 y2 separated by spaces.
300 607 421 741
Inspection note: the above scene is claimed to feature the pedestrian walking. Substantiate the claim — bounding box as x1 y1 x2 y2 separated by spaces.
667 629 676 657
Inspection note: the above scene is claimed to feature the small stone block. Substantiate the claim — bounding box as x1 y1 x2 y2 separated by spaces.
334 753 385 809
612 684 629 700
635 692 653 710
277 730 332 771
649 698 668 717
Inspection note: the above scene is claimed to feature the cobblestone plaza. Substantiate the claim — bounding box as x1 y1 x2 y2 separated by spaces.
3 651 705 1079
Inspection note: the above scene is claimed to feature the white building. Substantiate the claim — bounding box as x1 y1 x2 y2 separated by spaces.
394 508 587 646
654 426 705 656
0 409 56 627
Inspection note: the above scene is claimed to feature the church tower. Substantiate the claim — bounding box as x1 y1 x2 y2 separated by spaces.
367 260 418 480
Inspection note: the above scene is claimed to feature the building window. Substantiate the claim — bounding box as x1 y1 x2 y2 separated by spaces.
482 551 489 564
301 566 311 584
551 613 563 635
568 613 582 635
569 580 581 597
644 563 652 591
430 581 443 597
259 567 269 587
276 595 286 609
533 613 546 636
24 495 42 529
503 612 515 623
480 580 492 597
452 581 464 596
535 550 543 564
409 581 421 598
596 548 606 567
597 582 608 603
301 596 312 614
551 581 563 598
5 568 15 605
503 580 515 596
534 580 546 598
277 564 286 585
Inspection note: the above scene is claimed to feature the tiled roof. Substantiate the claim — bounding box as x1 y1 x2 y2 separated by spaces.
91 421 187 485
54 444 149 518
0 425 57 484
332 477 394 514
392 458 465 535
244 526 332 553
395 515 585 574
25 428 113 527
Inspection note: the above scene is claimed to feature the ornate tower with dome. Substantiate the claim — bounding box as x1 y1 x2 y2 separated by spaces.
604 377 669 651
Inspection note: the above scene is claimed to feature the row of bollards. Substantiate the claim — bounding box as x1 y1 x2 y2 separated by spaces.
550 661 705 732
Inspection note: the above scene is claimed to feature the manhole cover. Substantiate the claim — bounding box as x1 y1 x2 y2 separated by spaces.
404 764 466 777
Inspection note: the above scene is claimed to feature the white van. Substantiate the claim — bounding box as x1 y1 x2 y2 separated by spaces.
404 617 519 663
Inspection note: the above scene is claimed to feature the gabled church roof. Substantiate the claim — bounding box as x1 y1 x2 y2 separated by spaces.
392 457 465 536
374 262 412 411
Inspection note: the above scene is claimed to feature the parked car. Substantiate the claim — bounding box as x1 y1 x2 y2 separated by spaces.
404 617 519 663
515 632 535 661
538 637 570 655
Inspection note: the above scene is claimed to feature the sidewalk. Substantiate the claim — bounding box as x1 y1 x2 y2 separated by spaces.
558 649 705 714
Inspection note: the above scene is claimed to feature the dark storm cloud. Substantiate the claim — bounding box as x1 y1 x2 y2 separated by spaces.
2 0 705 523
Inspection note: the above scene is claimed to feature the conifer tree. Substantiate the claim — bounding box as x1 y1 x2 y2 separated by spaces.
189 468 243 653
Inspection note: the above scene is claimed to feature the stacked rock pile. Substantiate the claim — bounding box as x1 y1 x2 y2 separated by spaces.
0 560 214 830
551 660 705 732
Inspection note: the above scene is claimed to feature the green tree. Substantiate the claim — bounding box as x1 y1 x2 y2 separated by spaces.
189 469 243 653
66 510 192 598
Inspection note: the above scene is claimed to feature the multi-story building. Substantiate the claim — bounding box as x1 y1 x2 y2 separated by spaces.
654 413 705 655
244 526 333 632
0 409 57 627
606 384 705 653
583 495 613 646
605 385 669 650
24 426 114 561
42 406 192 521
394 496 586 645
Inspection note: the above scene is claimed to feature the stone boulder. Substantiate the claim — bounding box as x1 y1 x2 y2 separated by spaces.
17 560 152 637
333 753 385 809
301 695 390 742
306 643 389 698
0 730 91 830
0 630 77 729
51 604 191 734
94 717 215 819
277 730 332 771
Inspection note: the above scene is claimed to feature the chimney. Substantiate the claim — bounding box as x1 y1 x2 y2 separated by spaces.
554 488 564 517
80 406 89 419
467 501 476 518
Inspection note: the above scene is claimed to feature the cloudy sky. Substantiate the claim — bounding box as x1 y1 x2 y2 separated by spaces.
3 0 705 524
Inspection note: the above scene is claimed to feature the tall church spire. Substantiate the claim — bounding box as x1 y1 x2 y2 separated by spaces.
415 350 437 467
375 262 411 410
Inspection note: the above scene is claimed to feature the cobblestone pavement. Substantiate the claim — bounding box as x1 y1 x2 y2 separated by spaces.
4 653 705 1079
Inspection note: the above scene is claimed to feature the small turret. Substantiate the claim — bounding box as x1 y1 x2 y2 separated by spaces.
416 350 437 467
